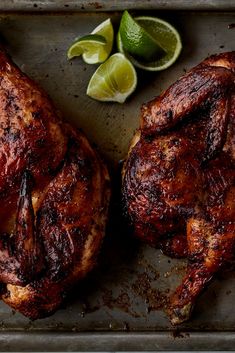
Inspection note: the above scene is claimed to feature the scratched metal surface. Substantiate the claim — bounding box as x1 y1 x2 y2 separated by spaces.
0 8 234 352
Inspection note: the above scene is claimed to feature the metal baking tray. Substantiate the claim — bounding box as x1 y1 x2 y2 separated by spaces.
0 1 234 351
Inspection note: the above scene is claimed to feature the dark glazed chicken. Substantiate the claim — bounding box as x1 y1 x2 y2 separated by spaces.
0 49 110 319
122 52 235 324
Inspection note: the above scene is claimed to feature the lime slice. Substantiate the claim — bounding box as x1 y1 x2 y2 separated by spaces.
117 15 182 71
119 11 165 62
67 34 106 62
87 53 137 103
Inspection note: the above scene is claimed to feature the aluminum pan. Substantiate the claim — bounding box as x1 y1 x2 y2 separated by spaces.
0 8 234 352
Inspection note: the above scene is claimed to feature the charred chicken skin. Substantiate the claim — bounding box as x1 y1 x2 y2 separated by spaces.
122 52 235 324
0 49 110 319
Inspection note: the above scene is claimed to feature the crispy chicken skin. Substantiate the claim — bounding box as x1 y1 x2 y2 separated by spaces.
122 52 235 324
0 49 110 319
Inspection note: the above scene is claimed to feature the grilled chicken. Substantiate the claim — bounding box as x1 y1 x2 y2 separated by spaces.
0 49 110 319
122 52 235 324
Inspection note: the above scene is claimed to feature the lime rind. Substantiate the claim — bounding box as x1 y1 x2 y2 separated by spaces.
87 53 137 103
75 34 106 44
117 16 182 71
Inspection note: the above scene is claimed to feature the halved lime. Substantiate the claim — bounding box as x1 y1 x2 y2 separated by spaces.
119 11 165 62
67 18 114 64
67 34 106 61
117 15 182 71
87 53 137 103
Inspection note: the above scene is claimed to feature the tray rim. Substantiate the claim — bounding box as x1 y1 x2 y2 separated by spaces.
0 0 235 12
1 331 235 351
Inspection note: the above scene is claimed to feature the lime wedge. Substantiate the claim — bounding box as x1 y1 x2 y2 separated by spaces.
88 18 114 63
67 34 106 62
119 11 165 62
87 53 137 103
67 18 114 64
117 15 182 71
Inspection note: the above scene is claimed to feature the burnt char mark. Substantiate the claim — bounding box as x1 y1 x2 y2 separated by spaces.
32 110 42 119
160 233 188 259
3 127 20 142
42 224 87 283
0 283 6 296
64 136 94 180
9 170 45 285
39 206 58 227
42 229 74 282
166 109 173 122
35 138 46 147
4 90 17 110
204 94 229 160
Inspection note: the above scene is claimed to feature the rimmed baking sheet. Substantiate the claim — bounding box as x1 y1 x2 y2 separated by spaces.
0 4 234 352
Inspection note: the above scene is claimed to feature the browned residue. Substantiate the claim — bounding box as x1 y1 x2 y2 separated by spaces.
132 272 169 313
102 288 140 317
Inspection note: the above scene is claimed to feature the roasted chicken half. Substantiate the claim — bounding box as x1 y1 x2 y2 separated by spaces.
0 49 110 319
122 52 235 324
